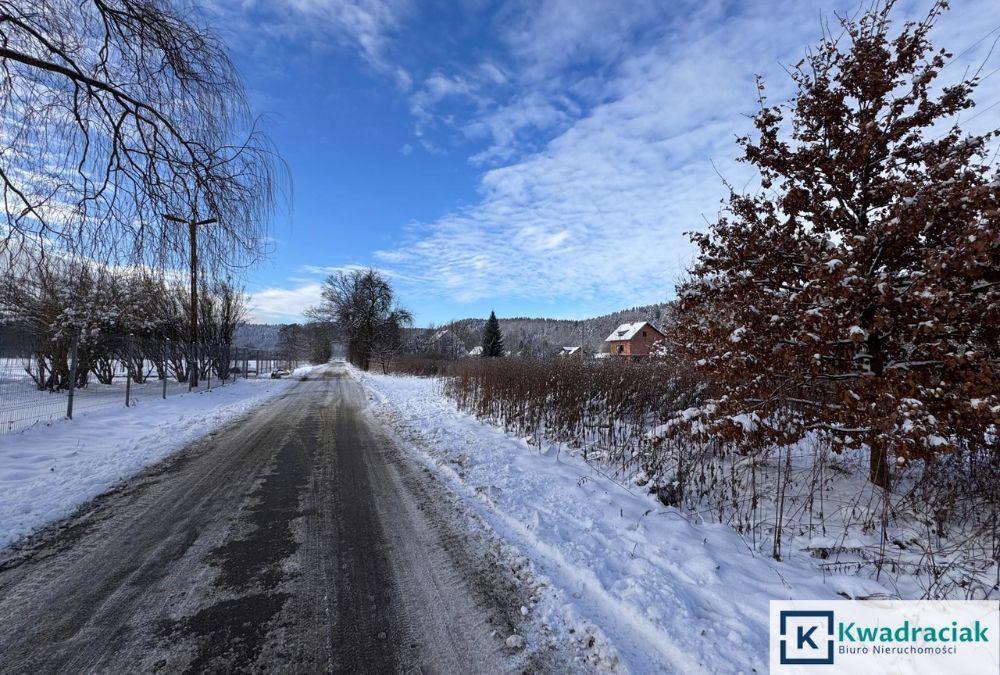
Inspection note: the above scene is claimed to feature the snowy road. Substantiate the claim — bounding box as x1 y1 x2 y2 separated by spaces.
0 364 552 673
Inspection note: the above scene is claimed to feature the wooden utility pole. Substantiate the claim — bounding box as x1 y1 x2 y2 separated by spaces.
164 212 217 388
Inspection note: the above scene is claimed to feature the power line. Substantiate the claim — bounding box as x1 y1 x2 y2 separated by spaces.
941 24 1000 72
976 64 1000 83
958 97 1000 127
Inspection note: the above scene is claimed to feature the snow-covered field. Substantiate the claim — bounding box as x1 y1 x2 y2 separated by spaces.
0 366 313 550
352 367 877 673
0 357 284 433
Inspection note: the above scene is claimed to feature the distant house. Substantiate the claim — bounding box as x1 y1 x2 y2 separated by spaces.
604 321 665 360
559 346 582 357
468 345 483 357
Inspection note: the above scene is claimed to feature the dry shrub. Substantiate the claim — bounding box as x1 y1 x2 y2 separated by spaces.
443 358 703 472
438 357 999 598
390 356 458 377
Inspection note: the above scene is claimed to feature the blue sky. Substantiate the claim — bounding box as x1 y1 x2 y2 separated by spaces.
202 0 1000 326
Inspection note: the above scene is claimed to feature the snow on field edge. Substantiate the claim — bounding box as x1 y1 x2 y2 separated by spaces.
0 366 314 551
352 366 856 674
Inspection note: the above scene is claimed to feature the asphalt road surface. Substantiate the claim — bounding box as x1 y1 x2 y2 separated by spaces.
0 364 553 673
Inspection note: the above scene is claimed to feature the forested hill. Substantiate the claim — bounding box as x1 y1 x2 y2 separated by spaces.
439 302 675 356
236 303 675 356
233 323 282 351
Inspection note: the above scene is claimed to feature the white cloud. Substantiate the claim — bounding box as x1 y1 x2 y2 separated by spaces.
249 263 425 322
377 0 1000 310
206 0 414 88
300 263 367 276
401 0 656 157
247 283 323 323
496 0 666 83
466 92 578 164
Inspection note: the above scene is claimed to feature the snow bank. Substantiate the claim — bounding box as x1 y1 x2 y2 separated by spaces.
353 368 843 673
0 366 313 550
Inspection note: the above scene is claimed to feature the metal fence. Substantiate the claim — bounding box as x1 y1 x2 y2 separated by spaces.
0 329 298 434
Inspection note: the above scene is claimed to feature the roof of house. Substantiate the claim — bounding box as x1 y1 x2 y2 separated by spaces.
468 345 483 356
604 321 664 343
560 346 581 356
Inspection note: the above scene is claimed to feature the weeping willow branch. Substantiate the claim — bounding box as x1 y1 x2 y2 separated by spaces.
0 0 287 277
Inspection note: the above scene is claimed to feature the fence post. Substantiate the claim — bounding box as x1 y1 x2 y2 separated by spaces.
162 340 168 399
124 335 132 407
206 347 212 391
189 342 196 392
66 328 80 420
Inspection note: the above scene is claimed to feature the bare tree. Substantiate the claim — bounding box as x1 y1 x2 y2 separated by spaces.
304 321 335 364
0 257 164 387
371 311 408 374
308 268 412 371
276 323 306 363
0 255 249 387
0 0 285 272
194 276 247 378
274 322 334 365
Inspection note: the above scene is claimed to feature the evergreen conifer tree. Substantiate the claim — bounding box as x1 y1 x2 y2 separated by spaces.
481 311 505 358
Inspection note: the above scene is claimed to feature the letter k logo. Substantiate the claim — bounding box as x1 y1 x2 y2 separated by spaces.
797 625 818 650
777 609 835 665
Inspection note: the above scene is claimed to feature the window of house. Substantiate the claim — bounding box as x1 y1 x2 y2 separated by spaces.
642 331 647 337
617 345 624 354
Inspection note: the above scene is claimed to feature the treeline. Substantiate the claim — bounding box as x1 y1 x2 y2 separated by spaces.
234 324 283 351
437 302 674 356
274 323 336 365
307 268 411 373
1 259 247 390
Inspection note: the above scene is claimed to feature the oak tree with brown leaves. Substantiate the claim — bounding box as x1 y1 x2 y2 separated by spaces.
676 0 999 488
